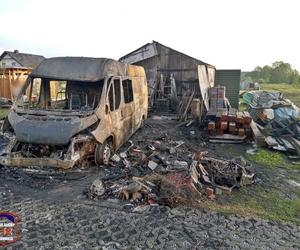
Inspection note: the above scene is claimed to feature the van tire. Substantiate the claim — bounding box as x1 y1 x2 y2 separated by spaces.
95 140 113 166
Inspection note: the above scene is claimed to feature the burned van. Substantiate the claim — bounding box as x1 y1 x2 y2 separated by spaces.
0 57 148 169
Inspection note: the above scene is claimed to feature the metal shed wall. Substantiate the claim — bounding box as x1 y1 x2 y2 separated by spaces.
215 69 241 109
155 44 204 95
130 56 159 89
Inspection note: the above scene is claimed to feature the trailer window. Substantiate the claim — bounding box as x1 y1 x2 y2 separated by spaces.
18 78 103 111
114 79 121 109
20 78 41 108
49 81 67 109
51 81 66 101
108 84 114 111
30 78 41 106
122 79 133 103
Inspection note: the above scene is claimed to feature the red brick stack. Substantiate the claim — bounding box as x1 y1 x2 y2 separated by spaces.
207 109 253 137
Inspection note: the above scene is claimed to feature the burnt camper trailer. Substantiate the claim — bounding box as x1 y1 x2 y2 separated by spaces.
0 57 148 169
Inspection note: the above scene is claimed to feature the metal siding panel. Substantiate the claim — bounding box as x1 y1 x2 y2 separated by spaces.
157 46 201 95
215 70 241 108
207 67 215 86
198 65 211 110
120 43 158 64
132 56 158 88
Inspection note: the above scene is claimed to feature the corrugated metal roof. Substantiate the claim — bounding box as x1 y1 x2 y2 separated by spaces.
119 41 215 68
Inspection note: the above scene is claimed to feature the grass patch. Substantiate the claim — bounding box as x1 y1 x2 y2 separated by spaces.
251 191 300 223
202 189 300 225
247 149 285 168
247 149 300 170
0 108 9 119
261 83 300 107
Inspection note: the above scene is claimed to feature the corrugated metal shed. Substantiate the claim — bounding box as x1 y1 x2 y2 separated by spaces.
120 41 215 96
120 41 241 112
215 70 241 109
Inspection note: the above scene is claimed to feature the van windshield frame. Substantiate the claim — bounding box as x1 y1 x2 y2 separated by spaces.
16 77 105 113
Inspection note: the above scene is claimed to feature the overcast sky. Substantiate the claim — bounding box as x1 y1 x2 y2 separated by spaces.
0 0 299 71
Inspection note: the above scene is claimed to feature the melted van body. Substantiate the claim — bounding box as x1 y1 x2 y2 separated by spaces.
0 57 148 169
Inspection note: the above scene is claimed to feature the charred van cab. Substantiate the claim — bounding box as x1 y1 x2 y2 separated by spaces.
0 57 148 169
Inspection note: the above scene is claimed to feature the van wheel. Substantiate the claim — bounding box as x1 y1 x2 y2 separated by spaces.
95 140 113 166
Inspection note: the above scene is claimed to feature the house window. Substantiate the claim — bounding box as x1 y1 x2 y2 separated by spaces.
122 79 133 103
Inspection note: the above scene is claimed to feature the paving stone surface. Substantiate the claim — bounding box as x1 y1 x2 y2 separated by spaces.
1 189 299 250
0 118 299 249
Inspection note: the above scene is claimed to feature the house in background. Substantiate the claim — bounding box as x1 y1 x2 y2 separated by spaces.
0 50 45 100
120 41 240 111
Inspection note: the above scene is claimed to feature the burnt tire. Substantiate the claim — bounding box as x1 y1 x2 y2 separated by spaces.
94 140 113 166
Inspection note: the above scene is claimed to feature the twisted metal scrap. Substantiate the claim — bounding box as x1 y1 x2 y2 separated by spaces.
199 157 254 190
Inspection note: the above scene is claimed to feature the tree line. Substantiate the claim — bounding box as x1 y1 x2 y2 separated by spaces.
245 61 300 84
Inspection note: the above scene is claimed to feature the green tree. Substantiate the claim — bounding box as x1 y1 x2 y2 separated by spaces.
246 61 299 84
290 70 299 84
261 65 272 82
270 61 293 83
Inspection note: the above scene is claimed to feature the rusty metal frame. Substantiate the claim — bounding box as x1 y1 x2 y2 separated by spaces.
0 134 94 170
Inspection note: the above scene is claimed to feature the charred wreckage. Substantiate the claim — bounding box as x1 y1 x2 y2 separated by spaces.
0 55 256 206
0 57 148 169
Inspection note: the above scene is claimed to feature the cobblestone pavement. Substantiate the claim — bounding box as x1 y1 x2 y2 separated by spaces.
1 186 300 250
0 118 299 249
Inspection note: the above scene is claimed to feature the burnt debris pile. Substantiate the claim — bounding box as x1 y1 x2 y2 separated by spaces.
88 119 255 208
243 91 300 158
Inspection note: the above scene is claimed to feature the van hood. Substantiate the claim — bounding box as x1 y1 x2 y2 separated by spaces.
8 111 98 145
